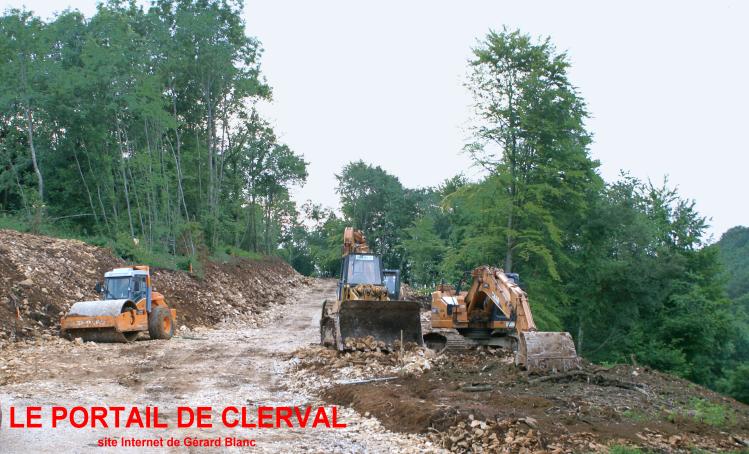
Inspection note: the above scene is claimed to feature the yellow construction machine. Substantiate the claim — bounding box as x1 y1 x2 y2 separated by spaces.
320 228 422 350
426 266 579 372
60 265 176 343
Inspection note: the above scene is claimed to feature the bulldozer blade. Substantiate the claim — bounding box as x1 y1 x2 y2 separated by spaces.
517 331 580 373
335 300 423 350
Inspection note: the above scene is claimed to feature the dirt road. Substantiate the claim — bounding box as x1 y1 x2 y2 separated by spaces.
0 279 434 453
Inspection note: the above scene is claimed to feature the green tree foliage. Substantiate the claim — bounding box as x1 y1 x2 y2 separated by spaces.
335 160 422 270
567 177 736 386
715 227 749 402
465 28 601 276
716 226 749 304
0 1 306 259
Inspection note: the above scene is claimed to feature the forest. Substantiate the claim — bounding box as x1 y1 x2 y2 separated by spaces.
1 1 746 403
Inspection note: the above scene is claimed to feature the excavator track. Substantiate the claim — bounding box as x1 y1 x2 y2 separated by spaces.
423 329 476 351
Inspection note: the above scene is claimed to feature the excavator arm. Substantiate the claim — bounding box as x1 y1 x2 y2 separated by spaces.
442 265 580 372
464 266 536 332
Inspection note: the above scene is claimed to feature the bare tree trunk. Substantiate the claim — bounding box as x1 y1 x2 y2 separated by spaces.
128 166 146 237
116 125 135 238
24 108 44 202
504 209 514 272
84 146 112 236
4 153 30 216
73 149 99 226
265 194 272 254
167 87 195 257
170 89 191 222
250 193 257 252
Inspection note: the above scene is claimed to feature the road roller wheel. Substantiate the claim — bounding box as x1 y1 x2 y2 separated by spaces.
148 307 174 340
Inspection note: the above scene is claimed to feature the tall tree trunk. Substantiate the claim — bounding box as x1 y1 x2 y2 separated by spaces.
167 88 195 257
250 192 257 252
504 208 514 272
73 148 99 226
84 147 112 236
4 153 30 216
24 108 44 203
265 193 273 254
128 166 146 237
117 126 135 238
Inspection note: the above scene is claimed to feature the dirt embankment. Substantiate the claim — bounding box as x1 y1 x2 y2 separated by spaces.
0 229 308 343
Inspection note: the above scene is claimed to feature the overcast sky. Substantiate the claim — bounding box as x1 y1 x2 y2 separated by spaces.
7 0 748 239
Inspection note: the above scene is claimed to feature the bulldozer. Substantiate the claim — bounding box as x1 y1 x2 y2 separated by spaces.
320 228 422 350
60 265 176 343
425 266 579 372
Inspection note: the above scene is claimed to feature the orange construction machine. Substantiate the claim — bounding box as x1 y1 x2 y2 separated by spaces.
426 266 579 372
320 228 422 349
60 265 175 343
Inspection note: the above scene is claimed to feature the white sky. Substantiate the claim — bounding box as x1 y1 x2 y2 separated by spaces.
6 0 748 239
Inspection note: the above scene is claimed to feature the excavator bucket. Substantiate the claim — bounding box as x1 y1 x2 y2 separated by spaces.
322 300 423 350
517 331 580 373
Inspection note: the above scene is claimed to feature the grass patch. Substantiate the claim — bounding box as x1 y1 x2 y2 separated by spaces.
211 245 263 263
621 409 650 423
668 398 737 428
609 445 647 454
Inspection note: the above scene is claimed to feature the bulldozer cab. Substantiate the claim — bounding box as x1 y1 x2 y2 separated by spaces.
383 269 400 300
343 253 382 284
338 253 383 298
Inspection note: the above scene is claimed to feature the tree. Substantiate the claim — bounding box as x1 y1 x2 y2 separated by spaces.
0 10 49 207
0 1 304 261
465 28 601 276
335 161 414 268
402 215 446 287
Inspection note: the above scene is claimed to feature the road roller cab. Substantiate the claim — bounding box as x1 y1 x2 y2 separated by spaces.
60 265 176 343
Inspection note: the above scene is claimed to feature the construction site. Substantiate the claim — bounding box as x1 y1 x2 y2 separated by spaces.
1 1 748 452
1 228 747 453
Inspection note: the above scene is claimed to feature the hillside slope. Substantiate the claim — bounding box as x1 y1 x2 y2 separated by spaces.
0 229 307 343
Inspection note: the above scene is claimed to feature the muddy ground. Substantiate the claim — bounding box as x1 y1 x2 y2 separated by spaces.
293 341 749 453
0 280 435 453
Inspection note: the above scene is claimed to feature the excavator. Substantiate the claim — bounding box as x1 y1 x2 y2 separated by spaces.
320 228 422 350
60 265 176 343
425 266 579 372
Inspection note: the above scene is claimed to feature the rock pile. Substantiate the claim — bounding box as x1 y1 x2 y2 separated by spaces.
429 418 543 453
0 229 307 344
290 343 439 387
342 335 421 353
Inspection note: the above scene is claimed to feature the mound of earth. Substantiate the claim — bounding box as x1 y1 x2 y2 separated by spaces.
0 229 308 344
291 344 749 453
